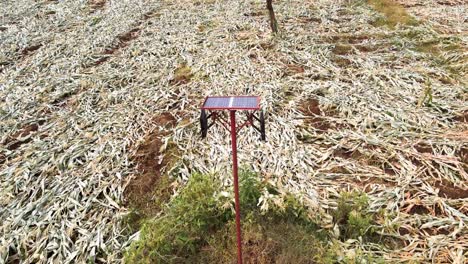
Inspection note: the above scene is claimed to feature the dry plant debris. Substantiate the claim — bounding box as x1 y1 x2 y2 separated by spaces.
0 0 467 263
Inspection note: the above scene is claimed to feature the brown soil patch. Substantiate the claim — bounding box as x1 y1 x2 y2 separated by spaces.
365 152 400 175
236 30 256 41
4 122 44 151
329 35 383 60
124 113 177 217
383 161 398 175
89 28 141 67
44 10 57 16
244 11 264 17
299 98 330 132
434 179 468 199
422 227 451 236
329 34 376 45
91 56 109 66
323 166 350 174
89 0 106 11
407 204 430 215
414 143 433 154
331 56 353 67
51 90 80 107
0 153 5 165
299 98 342 133
283 63 305 77
300 98 320 114
332 44 354 55
248 52 258 60
453 111 468 123
21 44 43 56
0 26 7 32
334 147 363 160
355 44 379 52
435 0 465 6
409 156 423 167
117 28 140 44
259 42 275 50
398 226 411 235
296 16 322 24
457 146 467 164
104 28 141 55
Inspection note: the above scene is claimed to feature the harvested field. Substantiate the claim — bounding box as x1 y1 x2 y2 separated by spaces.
0 0 467 263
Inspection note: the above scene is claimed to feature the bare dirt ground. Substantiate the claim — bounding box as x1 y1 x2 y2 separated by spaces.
0 0 466 263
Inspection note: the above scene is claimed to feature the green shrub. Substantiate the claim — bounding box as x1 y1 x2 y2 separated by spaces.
333 191 375 241
125 173 227 263
239 169 262 210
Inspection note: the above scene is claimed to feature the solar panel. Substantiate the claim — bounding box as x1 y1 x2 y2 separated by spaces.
202 96 260 110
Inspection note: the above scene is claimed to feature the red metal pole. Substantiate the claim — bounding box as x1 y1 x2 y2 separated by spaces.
230 110 243 264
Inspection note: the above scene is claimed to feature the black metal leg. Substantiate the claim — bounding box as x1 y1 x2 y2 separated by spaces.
200 110 208 138
260 111 266 141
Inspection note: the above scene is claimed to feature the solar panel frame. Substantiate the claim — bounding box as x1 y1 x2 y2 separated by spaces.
201 96 260 110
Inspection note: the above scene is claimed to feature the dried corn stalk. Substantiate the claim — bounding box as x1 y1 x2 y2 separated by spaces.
0 0 467 263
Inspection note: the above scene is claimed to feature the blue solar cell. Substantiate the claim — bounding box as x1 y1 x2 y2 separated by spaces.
232 97 257 108
203 96 259 109
204 97 231 108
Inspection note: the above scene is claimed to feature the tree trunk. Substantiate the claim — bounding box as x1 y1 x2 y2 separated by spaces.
266 0 278 34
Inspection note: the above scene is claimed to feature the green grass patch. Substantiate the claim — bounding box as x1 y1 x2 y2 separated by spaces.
392 29 465 82
170 64 193 85
413 38 463 57
125 171 330 263
332 191 376 241
414 40 441 55
125 173 226 263
367 0 418 28
125 172 396 263
198 213 334 263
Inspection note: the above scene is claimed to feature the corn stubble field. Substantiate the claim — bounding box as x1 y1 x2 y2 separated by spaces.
0 0 467 263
